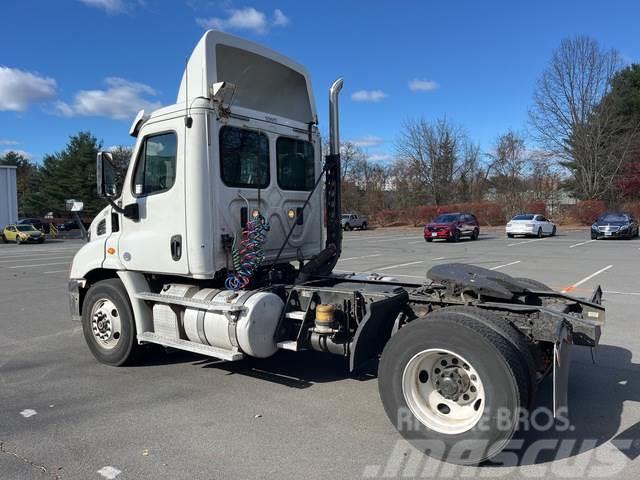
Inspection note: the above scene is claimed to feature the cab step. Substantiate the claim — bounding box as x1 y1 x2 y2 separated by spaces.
138 332 244 361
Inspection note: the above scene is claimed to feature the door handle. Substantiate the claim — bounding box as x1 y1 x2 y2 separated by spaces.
170 235 182 261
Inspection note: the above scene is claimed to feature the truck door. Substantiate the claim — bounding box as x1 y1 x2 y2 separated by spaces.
117 119 189 275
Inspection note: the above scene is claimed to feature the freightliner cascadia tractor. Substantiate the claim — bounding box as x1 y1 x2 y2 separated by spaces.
69 31 605 464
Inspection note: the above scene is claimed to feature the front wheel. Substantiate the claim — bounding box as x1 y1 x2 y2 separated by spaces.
82 278 139 366
378 310 531 465
450 230 460 242
15 236 21 245
470 228 479 240
551 226 556 236
537 227 543 238
344 223 351 231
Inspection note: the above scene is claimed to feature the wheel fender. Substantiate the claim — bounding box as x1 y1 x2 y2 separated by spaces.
117 270 154 336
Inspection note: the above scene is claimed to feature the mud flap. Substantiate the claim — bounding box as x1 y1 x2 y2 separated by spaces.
553 325 572 419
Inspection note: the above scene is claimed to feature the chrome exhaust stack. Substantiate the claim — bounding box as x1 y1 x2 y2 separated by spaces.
329 78 343 156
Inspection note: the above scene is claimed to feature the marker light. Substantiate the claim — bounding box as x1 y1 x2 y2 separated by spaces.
287 209 296 219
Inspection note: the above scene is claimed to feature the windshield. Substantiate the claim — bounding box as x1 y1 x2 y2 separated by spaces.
512 214 534 221
598 213 629 223
433 214 459 223
342 215 351 219
16 225 37 232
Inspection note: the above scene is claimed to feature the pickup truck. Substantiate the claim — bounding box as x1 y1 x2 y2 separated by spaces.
341 213 368 230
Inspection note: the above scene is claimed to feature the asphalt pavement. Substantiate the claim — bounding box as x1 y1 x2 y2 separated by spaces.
1 228 639 479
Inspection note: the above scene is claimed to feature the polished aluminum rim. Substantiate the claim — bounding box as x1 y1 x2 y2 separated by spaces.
90 298 122 350
402 348 485 434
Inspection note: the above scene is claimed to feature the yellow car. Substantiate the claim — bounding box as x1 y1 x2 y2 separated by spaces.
2 224 45 244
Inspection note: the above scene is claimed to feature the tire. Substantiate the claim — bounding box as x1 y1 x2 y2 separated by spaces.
361 222 368 230
15 236 21 245
536 228 543 238
551 226 556 236
344 223 351 231
82 278 139 366
425 238 433 242
378 308 533 465
507 233 514 238
470 228 479 240
38 237 45 244
591 233 598 240
1 235 6 243
450 230 460 242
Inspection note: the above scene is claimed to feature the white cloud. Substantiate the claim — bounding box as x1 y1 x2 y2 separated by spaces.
0 67 57 111
408 79 439 92
351 90 388 102
273 9 290 27
55 77 161 120
196 8 290 34
79 0 126 13
367 152 393 162
0 139 20 146
351 136 384 148
1 149 33 160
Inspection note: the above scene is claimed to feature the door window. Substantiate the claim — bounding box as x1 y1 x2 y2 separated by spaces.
132 132 177 196
220 126 269 189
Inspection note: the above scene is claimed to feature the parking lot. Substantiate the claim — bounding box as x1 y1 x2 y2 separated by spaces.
1 228 639 479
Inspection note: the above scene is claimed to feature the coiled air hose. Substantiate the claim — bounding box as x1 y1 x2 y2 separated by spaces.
225 213 270 290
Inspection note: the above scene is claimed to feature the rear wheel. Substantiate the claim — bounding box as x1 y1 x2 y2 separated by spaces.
15 236 21 245
82 278 139 366
378 307 533 465
537 227 543 238
361 222 368 230
551 226 556 236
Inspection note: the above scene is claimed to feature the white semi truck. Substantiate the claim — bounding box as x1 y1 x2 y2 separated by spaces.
69 31 605 465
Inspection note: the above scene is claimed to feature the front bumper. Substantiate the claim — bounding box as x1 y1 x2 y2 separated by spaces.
68 279 84 321
592 229 630 238
424 229 452 239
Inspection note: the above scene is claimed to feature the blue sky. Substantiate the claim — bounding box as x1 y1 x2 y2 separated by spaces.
1 0 639 164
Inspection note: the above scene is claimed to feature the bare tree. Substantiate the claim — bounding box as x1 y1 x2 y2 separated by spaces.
487 130 530 209
394 117 470 205
529 36 634 199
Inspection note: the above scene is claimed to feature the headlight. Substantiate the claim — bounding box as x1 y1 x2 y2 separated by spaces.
506 223 512 228
591 224 598 230
620 225 629 230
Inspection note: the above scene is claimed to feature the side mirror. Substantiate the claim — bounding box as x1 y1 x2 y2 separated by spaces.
97 152 118 197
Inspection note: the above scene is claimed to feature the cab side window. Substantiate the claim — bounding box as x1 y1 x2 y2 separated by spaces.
133 132 177 196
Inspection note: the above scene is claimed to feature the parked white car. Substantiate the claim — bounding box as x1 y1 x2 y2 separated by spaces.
506 214 556 238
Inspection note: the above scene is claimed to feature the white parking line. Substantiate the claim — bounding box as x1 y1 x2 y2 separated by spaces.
432 257 446 260
8 262 71 269
489 260 521 270
337 254 382 262
44 270 69 274
0 246 80 257
507 238 546 247
562 265 613 293
569 240 596 248
0 255 75 264
368 236 420 243
376 260 424 271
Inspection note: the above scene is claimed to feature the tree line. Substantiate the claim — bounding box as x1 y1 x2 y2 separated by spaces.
2 36 639 223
